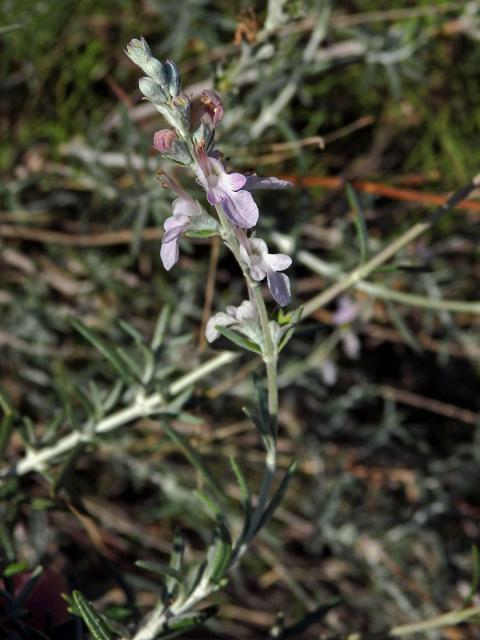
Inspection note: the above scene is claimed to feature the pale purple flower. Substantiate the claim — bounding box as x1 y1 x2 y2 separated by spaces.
332 296 360 326
195 147 258 228
239 237 292 306
206 300 257 343
320 359 338 386
159 176 201 270
332 296 361 360
342 330 360 359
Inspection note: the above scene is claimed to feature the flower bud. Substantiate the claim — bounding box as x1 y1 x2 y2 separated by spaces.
125 37 152 67
126 38 169 90
143 57 167 85
139 77 167 104
153 130 192 165
172 93 191 134
201 90 224 127
153 129 177 153
164 59 181 97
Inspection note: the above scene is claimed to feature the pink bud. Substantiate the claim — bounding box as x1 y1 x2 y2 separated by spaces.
201 90 224 127
153 129 177 153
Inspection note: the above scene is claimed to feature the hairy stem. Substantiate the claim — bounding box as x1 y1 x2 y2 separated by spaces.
1 351 238 479
302 173 480 319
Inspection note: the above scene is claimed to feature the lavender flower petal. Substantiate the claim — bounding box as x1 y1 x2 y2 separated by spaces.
222 172 247 192
205 311 236 343
161 216 190 270
265 253 292 271
162 214 190 241
160 237 180 271
222 190 259 228
332 296 359 325
206 187 223 206
250 264 267 281
342 330 360 359
267 271 291 306
172 196 199 218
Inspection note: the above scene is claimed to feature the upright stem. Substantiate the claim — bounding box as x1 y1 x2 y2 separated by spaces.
212 203 280 549
213 204 278 428
251 282 278 427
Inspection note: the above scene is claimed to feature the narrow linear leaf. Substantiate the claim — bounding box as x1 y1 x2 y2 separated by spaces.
243 406 269 442
216 325 262 354
346 182 369 263
253 460 297 536
0 521 15 561
195 490 224 521
278 326 295 352
72 591 114 640
385 300 422 353
70 318 132 384
20 416 39 448
186 559 207 598
3 562 30 578
229 456 251 511
140 343 155 384
251 372 269 427
14 566 43 608
204 521 232 584
53 364 78 431
53 443 86 496
135 560 186 586
166 528 185 598
229 456 253 550
0 385 15 417
0 413 14 458
160 421 225 504
185 229 218 238
155 605 218 639
151 306 171 351
72 383 97 422
463 546 480 608
278 599 340 639
40 412 66 447
0 24 23 35
103 380 124 413
115 346 144 382
118 319 144 344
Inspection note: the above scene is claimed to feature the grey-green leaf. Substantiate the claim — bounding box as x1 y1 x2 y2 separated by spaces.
216 326 262 354
72 591 114 640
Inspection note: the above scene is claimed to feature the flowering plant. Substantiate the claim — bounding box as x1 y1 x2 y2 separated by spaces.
1 28 480 640
115 37 298 639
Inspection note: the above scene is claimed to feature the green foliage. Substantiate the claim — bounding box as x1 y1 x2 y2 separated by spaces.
70 591 115 640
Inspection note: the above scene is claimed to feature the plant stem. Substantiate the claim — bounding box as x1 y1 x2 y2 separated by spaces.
324 604 480 639
212 202 280 552
299 250 480 315
1 351 238 479
132 204 284 640
301 173 480 318
213 204 278 426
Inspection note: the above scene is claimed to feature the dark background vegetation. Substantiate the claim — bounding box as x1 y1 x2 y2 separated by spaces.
1 0 480 638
